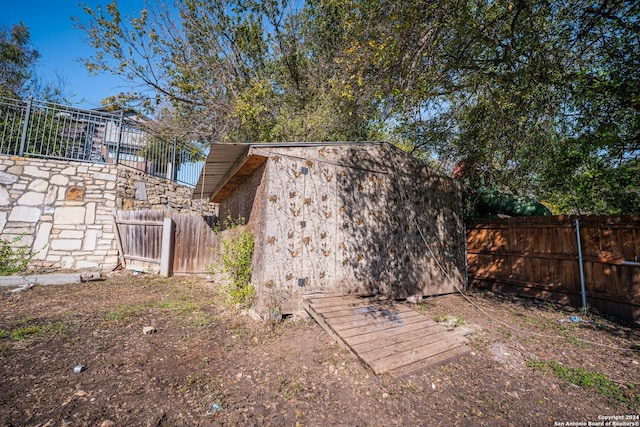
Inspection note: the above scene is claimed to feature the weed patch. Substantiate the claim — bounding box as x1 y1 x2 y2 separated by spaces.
10 325 45 340
208 216 255 308
528 358 639 410
105 303 150 321
435 314 466 328
4 321 69 341
565 335 589 348
415 303 429 313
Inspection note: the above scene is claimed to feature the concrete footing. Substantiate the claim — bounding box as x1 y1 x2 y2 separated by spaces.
0 271 100 287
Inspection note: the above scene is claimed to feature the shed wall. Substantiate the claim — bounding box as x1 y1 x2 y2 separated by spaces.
218 161 267 226
230 144 465 315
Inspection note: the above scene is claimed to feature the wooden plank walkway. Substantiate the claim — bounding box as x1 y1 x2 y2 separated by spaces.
303 294 472 376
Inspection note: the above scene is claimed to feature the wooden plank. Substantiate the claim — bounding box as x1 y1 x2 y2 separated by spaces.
360 328 467 362
593 262 605 293
304 295 470 375
335 311 429 338
310 299 410 315
123 254 161 264
564 259 577 291
390 345 471 377
352 323 458 354
343 317 441 346
113 216 127 268
469 223 574 230
330 310 425 332
368 335 469 374
466 250 587 263
306 295 389 309
309 301 405 315
315 305 419 325
211 154 268 203
301 299 352 354
610 228 624 261
302 293 345 299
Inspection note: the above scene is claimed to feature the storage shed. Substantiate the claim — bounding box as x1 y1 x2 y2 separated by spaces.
193 142 466 317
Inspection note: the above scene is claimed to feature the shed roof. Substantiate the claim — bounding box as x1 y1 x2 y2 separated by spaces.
192 142 383 202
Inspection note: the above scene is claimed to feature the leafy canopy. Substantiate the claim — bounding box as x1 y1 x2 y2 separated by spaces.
0 22 40 99
0 22 73 103
76 0 640 215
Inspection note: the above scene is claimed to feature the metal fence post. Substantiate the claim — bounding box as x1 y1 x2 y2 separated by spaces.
575 218 587 310
18 97 33 156
171 138 177 181
114 110 124 165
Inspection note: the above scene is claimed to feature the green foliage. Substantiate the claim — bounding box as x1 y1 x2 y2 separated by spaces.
75 0 379 143
0 235 38 276
0 23 40 99
0 23 72 103
525 358 548 371
8 322 67 341
105 303 149 321
10 325 44 340
318 0 640 215
528 358 639 409
434 314 465 328
415 302 429 313
210 216 255 308
77 0 640 214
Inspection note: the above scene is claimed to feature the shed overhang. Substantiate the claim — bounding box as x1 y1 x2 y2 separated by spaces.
192 144 259 202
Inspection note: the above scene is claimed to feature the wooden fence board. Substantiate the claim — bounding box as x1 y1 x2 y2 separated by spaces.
467 215 640 321
116 209 218 274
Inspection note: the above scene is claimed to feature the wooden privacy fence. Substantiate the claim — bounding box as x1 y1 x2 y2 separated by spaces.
115 209 218 274
466 215 640 321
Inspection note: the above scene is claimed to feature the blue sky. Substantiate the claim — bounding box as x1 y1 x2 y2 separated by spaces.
2 0 145 109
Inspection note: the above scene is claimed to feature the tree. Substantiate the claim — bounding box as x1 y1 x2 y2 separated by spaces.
77 0 640 215
0 22 40 99
28 71 74 104
74 0 378 144
325 0 639 214
0 22 73 104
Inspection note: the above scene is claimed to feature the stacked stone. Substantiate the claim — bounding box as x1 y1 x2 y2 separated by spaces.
0 157 120 271
116 166 217 216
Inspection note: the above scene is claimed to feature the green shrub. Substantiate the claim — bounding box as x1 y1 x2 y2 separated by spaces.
0 235 39 276
209 216 255 307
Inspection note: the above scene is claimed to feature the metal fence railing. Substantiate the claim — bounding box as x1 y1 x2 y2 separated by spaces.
0 97 206 187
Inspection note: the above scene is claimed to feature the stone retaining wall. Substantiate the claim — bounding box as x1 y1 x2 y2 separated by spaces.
0 155 217 272
0 156 120 271
116 166 216 216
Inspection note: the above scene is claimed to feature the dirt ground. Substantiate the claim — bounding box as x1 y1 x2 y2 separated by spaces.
1 272 639 427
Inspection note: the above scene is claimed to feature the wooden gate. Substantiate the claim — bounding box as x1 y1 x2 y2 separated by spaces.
115 209 218 273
